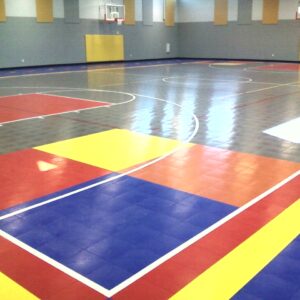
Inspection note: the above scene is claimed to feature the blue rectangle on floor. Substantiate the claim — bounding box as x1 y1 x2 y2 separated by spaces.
0 175 236 290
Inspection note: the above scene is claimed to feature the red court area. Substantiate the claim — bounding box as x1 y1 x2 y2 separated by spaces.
0 149 111 210
0 93 110 123
254 63 300 72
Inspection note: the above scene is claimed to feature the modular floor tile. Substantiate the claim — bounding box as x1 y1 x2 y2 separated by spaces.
232 235 300 300
114 175 300 299
130 144 300 206
0 94 109 124
0 59 300 299
35 128 190 171
0 176 235 290
0 148 111 211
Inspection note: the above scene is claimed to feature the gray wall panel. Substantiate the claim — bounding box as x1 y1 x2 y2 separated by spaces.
179 21 300 61
64 0 80 24
238 0 252 25
0 18 178 68
142 0 153 25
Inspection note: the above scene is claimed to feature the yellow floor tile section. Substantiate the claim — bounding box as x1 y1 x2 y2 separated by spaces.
171 200 300 300
0 272 39 300
35 129 188 172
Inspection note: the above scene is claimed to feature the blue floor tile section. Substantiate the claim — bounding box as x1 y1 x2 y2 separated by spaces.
232 235 300 300
0 175 235 290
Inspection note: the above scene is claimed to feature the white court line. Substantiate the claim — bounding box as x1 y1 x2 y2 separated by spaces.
162 76 253 84
0 106 110 126
0 230 111 296
0 65 299 296
0 92 112 104
0 61 186 80
0 92 200 298
208 61 300 75
109 170 300 296
245 65 300 74
212 81 300 101
0 93 199 220
39 89 138 106
37 92 112 104
0 89 136 126
1 170 299 298
163 76 299 86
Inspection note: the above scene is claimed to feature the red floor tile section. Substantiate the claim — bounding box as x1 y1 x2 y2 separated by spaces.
114 174 300 299
0 94 109 123
0 174 298 298
0 149 111 210
130 144 300 206
254 63 300 72
0 237 106 299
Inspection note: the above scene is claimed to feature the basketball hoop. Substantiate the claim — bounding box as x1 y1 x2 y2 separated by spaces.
100 3 125 24
116 18 124 26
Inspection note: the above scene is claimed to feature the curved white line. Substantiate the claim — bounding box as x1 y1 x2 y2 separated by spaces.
0 88 137 125
0 92 199 220
0 90 199 297
38 88 137 106
162 75 253 84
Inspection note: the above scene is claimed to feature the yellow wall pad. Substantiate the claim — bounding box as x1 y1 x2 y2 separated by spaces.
36 0 53 22
214 0 228 25
0 272 39 300
262 0 279 24
165 0 176 27
35 129 190 172
124 0 135 25
171 199 300 300
0 0 6 22
85 34 124 62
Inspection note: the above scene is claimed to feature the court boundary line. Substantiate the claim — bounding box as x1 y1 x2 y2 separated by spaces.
36 92 113 104
0 60 197 80
0 90 136 126
0 65 299 296
0 93 199 220
0 229 111 296
208 62 300 75
1 170 299 298
0 92 200 297
162 76 253 84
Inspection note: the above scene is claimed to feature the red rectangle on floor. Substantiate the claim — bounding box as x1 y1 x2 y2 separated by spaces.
0 94 110 124
254 64 300 72
0 149 111 210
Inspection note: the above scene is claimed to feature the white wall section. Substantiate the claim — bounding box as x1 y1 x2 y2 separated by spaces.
228 0 238 21
135 0 142 21
153 0 164 22
5 0 36 17
279 0 298 20
54 0 64 18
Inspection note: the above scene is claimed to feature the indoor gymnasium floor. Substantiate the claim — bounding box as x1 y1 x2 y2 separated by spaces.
0 59 299 299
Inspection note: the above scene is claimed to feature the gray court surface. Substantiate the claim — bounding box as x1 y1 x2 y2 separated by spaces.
0 61 299 162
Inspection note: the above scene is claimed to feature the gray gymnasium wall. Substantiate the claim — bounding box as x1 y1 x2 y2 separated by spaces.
0 18 178 69
178 21 300 61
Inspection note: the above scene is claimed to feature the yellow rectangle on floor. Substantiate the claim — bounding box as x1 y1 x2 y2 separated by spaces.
171 199 300 300
35 129 189 172
0 272 39 299
85 34 124 62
